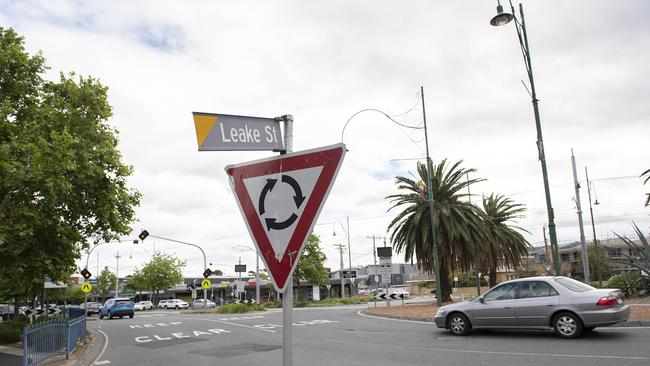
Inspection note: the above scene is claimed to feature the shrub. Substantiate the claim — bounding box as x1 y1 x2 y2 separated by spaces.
608 273 641 297
0 319 26 344
217 304 265 314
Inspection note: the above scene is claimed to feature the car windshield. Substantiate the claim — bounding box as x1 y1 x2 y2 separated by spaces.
554 277 595 292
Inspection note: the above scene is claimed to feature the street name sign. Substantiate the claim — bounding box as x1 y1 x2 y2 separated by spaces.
193 112 284 151
342 270 357 278
225 144 346 292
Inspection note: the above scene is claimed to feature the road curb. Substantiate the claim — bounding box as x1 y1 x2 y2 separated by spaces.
359 309 650 327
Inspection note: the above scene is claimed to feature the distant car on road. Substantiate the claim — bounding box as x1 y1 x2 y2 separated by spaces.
357 289 371 297
134 301 154 311
388 288 410 298
434 276 629 338
99 298 134 320
85 302 101 316
191 299 216 309
159 299 189 310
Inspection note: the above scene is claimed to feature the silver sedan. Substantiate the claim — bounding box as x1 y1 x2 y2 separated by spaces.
434 276 629 338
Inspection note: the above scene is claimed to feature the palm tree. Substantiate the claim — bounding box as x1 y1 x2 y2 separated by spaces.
479 194 530 287
387 160 484 302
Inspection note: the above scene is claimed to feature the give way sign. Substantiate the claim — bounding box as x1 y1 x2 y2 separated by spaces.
225 144 346 292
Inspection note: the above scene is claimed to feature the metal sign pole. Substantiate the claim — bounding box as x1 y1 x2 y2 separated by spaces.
282 115 294 366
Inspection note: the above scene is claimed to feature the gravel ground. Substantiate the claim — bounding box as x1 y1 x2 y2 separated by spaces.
365 302 650 321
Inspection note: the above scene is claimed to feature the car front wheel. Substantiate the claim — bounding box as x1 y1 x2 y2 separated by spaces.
554 312 583 339
99 312 104 319
129 313 134 319
108 311 112 320
448 313 471 336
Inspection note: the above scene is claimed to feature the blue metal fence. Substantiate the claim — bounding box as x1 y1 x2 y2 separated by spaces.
22 315 86 366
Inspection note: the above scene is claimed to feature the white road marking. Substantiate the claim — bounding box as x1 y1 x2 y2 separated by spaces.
330 338 650 361
92 329 110 366
164 316 277 333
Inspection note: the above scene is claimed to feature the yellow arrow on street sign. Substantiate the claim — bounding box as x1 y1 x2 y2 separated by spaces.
201 279 211 289
81 282 92 293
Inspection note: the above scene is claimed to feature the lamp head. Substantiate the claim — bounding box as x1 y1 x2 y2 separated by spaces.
490 1 514 26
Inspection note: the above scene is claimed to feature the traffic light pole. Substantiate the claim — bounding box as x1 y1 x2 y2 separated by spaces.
142 234 208 310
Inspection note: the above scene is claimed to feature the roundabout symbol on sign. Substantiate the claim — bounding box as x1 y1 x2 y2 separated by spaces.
258 175 305 231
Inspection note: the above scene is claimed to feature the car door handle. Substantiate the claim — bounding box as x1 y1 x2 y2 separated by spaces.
504 306 511 309
546 304 555 307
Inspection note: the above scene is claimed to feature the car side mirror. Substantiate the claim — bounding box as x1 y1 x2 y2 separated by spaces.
478 296 485 303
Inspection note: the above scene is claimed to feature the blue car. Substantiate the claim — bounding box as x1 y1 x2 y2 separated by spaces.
99 298 134 320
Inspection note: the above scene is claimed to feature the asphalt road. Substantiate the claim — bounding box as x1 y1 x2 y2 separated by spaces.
87 305 650 366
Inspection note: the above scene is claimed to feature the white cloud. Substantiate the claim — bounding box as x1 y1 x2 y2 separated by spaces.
3 0 648 276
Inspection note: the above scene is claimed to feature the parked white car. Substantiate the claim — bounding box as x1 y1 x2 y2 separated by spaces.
159 299 189 310
134 301 154 311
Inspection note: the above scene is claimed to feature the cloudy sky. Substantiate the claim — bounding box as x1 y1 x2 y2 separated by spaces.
2 0 648 278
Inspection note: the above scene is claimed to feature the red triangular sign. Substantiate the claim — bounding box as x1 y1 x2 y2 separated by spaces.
225 144 346 292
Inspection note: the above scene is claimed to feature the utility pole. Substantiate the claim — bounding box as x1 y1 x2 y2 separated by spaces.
346 216 352 296
467 173 481 296
585 167 603 287
543 226 550 268
571 149 589 283
367 235 385 293
115 252 121 297
333 244 346 297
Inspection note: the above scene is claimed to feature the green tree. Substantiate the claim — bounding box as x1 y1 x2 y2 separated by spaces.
0 28 141 313
139 252 185 305
95 267 117 302
293 234 328 300
480 193 530 287
124 268 148 299
387 160 484 302
577 244 610 282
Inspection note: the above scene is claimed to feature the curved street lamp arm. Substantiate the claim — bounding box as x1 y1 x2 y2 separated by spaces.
341 108 423 144
149 234 207 270
84 239 134 271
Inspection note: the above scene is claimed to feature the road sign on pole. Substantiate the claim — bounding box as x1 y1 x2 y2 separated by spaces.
225 144 346 293
81 282 92 293
201 279 211 289
193 112 284 151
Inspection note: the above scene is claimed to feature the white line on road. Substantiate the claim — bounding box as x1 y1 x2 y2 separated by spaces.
93 328 111 366
164 316 277 333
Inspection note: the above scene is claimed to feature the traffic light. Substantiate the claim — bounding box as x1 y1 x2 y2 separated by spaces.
138 230 149 241
81 268 92 280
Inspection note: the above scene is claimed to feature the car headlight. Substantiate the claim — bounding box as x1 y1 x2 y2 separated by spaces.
436 308 446 316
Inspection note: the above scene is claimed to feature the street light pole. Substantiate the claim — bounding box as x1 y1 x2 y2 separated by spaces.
140 233 208 310
490 1 561 275
421 86 442 307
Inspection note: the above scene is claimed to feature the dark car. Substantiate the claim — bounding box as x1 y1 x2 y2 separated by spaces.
99 298 134 320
